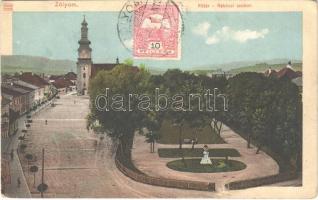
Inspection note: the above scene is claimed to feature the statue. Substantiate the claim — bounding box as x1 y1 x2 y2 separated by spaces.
200 145 212 165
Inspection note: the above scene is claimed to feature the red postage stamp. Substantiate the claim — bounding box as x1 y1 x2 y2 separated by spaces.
133 4 181 59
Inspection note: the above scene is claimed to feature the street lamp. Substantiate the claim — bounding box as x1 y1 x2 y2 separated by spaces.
37 148 48 198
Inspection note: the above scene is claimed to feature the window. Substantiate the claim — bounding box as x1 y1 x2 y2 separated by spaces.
83 73 86 78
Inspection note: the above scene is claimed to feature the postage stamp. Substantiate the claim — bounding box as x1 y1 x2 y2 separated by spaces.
133 3 181 59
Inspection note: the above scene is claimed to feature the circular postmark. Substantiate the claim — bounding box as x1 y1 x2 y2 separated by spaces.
117 0 185 58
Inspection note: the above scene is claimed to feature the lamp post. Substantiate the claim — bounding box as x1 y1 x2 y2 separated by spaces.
149 131 153 153
37 148 48 197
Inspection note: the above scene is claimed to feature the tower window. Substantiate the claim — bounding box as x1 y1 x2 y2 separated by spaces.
83 73 86 78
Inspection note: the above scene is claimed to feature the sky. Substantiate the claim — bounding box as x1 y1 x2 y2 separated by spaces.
13 12 302 70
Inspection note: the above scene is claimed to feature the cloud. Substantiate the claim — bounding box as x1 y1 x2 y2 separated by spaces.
193 23 269 45
206 35 219 45
192 22 211 37
233 28 269 43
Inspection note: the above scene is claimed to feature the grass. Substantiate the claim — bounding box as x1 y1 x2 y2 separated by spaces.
167 158 246 173
158 119 224 144
158 148 240 158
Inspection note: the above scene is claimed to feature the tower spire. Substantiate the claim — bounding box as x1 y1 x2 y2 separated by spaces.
79 15 89 41
83 15 86 23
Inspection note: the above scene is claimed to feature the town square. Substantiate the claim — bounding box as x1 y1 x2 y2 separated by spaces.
1 1 317 198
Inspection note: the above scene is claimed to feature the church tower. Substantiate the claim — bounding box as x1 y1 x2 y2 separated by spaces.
77 16 92 95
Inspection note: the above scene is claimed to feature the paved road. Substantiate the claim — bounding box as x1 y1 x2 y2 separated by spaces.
17 93 222 198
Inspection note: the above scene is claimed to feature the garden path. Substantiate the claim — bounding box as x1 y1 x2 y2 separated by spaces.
132 125 280 192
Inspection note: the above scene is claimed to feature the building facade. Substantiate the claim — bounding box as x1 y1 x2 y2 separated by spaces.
19 72 51 102
2 85 29 114
1 97 10 138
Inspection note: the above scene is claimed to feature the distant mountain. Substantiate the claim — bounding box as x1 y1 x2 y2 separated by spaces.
147 59 302 74
1 55 302 76
182 59 302 75
1 55 76 75
186 59 302 71
229 62 302 74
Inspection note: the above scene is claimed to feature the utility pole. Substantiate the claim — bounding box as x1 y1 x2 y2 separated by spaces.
41 148 44 198
37 148 48 197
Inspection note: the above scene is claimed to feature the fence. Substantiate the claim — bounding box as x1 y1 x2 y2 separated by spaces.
115 150 215 192
226 172 298 190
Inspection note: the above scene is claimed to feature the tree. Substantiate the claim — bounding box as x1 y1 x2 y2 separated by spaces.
124 58 134 66
141 107 164 154
188 113 205 149
200 75 228 138
88 64 152 159
25 154 33 170
224 72 302 172
30 166 38 187
226 72 267 148
252 108 268 154
145 130 160 153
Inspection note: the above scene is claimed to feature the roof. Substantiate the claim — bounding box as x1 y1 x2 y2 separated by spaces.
1 85 30 96
91 63 117 77
264 69 277 77
64 72 77 80
52 78 74 89
19 72 49 88
276 68 301 79
91 63 139 78
12 84 35 92
14 80 39 90
49 75 63 81
295 71 302 77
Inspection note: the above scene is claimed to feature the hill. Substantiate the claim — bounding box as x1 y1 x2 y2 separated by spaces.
229 62 302 74
1 55 76 75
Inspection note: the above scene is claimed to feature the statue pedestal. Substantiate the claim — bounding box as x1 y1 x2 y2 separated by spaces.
200 151 212 165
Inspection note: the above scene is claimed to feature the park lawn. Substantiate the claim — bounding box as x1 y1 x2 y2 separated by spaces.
167 158 246 173
158 148 240 158
158 119 224 144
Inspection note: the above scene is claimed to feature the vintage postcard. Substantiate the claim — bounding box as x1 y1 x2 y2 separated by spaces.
0 0 317 198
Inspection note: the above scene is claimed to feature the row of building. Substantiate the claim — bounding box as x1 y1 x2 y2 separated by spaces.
1 72 77 138
264 62 302 87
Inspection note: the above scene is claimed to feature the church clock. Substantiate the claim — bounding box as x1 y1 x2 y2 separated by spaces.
80 49 90 59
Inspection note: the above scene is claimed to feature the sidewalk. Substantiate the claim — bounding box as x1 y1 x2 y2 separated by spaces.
2 115 31 198
2 99 55 197
132 124 279 192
